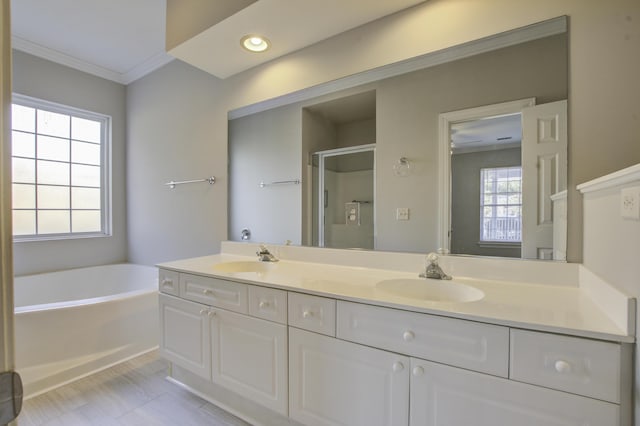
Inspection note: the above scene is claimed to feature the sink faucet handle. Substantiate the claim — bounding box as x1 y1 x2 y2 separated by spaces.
256 244 279 262
426 252 439 265
422 252 452 280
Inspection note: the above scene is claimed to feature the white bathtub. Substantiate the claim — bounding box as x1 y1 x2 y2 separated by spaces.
14 263 159 398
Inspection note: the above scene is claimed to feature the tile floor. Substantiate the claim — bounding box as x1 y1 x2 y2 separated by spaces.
16 351 251 426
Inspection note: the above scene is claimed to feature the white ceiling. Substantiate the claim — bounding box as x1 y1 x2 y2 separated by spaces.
169 0 427 79
10 0 427 85
451 114 522 154
11 0 173 85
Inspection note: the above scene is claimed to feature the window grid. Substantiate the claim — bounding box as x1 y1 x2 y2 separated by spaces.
480 166 522 242
11 94 110 240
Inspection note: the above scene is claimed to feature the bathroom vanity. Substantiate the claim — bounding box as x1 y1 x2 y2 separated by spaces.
157 242 634 426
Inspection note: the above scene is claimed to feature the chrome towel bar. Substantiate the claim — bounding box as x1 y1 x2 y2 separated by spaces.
165 176 215 189
259 179 300 188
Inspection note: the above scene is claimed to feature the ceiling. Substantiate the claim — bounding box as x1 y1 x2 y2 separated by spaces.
305 91 376 125
11 0 172 85
11 0 427 85
451 114 523 154
169 0 427 79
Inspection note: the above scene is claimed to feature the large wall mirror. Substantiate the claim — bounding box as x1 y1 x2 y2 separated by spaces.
228 17 568 260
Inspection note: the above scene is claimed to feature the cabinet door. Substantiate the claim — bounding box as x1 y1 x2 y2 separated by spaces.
410 358 619 426
159 294 211 379
210 309 288 416
289 327 409 426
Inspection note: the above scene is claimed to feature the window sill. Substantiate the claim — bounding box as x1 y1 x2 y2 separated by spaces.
477 241 521 249
13 232 111 243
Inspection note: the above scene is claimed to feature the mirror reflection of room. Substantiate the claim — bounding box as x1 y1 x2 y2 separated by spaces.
228 28 567 260
313 148 375 250
450 114 523 258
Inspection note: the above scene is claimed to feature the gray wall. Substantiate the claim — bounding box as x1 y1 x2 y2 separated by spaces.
450 148 522 258
12 51 127 276
336 119 376 148
303 109 337 246
227 103 302 246
126 60 227 265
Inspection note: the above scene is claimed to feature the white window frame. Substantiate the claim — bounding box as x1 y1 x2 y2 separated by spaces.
479 166 522 245
11 93 112 242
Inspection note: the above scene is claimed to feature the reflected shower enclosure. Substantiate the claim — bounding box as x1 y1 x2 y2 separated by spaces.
312 145 375 249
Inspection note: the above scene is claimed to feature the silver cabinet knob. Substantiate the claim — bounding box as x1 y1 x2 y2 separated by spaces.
403 330 415 342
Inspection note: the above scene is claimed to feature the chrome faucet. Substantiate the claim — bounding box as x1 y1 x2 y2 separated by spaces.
256 244 279 262
419 252 452 280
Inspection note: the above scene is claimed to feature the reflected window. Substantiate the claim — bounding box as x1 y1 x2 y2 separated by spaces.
11 94 111 240
480 166 522 242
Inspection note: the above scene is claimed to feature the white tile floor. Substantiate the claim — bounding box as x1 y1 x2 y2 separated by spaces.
16 351 251 426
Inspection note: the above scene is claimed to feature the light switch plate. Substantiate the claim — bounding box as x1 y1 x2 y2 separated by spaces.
396 207 409 221
621 186 640 220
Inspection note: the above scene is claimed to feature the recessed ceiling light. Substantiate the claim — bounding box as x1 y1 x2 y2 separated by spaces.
240 35 270 53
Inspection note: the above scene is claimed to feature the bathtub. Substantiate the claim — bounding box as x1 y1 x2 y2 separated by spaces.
14 263 159 398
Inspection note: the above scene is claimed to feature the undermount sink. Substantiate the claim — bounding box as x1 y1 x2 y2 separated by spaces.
376 278 484 303
212 261 276 273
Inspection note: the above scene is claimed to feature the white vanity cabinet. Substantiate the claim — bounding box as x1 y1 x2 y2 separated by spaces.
211 308 288 415
289 327 410 426
158 266 631 426
409 357 620 426
158 270 289 416
332 300 627 426
159 293 211 379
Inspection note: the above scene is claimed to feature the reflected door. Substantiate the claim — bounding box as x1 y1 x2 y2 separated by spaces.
521 100 568 260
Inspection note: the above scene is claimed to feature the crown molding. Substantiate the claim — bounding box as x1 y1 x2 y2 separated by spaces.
11 35 173 85
121 52 175 85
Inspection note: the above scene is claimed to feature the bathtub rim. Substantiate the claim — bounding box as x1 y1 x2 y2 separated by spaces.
14 262 158 312
15 287 157 314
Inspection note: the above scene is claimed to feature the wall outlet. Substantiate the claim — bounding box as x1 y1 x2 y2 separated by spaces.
396 207 410 221
621 186 640 220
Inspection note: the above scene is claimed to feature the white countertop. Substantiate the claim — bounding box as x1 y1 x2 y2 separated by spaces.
158 253 635 343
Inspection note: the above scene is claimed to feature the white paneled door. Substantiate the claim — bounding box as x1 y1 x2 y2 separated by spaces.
522 100 568 259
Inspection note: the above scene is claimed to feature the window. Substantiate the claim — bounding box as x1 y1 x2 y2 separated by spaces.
480 166 522 243
11 94 111 240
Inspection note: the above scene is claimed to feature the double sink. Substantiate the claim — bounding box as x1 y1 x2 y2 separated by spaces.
211 260 484 303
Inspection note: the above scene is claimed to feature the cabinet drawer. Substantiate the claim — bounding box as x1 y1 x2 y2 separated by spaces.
288 292 336 336
248 285 287 324
337 301 509 376
411 357 619 426
510 329 623 403
158 269 179 296
180 273 248 314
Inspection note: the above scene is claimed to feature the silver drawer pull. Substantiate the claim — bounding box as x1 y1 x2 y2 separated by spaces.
161 278 173 287
402 330 415 342
554 360 572 374
302 310 313 319
259 300 270 308
203 289 214 295
392 361 404 373
412 366 424 377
